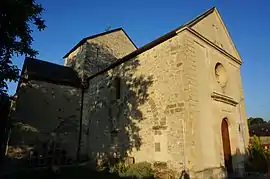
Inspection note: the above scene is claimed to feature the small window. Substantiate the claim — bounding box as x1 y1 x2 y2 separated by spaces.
115 77 121 99
155 142 161 152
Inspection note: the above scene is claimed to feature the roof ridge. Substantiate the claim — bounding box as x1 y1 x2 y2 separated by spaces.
63 7 215 59
85 7 218 81
185 6 216 27
25 57 65 67
63 27 137 58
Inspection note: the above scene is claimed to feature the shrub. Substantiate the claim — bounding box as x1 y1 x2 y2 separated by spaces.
246 135 269 173
124 162 154 179
109 162 127 177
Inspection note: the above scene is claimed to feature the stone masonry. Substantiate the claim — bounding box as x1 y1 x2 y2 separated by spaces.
64 29 137 78
9 80 81 159
78 8 249 179
8 7 249 179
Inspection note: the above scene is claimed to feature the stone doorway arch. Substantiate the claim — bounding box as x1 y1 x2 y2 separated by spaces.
221 118 233 174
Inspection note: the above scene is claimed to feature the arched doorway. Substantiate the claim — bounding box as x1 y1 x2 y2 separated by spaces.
221 118 233 173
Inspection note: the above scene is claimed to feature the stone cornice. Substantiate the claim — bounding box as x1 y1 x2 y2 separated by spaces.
211 92 238 106
179 27 242 65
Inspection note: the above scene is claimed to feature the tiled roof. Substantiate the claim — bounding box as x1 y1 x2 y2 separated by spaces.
249 123 270 136
19 57 81 88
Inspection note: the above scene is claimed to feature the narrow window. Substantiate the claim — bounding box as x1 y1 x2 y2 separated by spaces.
155 142 161 152
115 77 121 99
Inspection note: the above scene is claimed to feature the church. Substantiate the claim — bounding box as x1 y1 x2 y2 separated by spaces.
7 7 249 178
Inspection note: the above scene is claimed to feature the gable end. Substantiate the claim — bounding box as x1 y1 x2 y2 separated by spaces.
63 28 137 58
187 7 242 62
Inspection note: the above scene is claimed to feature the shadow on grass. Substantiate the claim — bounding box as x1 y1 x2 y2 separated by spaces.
1 164 153 179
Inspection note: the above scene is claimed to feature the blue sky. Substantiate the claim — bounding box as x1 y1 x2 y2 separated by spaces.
7 0 270 120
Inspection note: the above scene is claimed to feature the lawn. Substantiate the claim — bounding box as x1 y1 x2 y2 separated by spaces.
1 165 126 179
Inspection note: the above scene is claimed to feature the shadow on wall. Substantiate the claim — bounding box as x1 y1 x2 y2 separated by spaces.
191 166 226 179
183 148 248 179
69 41 119 78
179 170 191 179
75 41 154 166
5 82 81 169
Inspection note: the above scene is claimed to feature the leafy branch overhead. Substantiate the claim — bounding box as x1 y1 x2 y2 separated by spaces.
0 0 46 94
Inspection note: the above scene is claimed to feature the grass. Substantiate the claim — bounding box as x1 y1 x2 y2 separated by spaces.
1 165 126 179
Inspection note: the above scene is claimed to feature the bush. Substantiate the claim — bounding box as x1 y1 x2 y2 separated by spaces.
109 162 154 179
246 135 269 173
109 162 127 177
124 162 154 179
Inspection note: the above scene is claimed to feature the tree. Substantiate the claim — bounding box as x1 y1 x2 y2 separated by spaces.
247 117 267 127
0 0 46 94
247 135 270 174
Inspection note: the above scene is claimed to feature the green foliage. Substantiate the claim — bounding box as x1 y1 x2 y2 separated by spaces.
0 0 46 94
248 136 266 160
124 162 154 179
109 162 154 179
247 117 267 127
246 135 270 172
109 162 128 177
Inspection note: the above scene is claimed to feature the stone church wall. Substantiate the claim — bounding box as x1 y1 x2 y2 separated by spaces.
64 30 137 78
8 80 81 161
181 31 248 178
4 8 249 178
81 32 190 174
6 28 248 178
81 29 248 178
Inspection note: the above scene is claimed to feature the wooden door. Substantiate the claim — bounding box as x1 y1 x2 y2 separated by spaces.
221 119 233 173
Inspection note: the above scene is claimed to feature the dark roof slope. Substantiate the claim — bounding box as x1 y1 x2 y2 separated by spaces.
63 28 137 58
20 57 81 88
250 123 270 137
86 7 215 81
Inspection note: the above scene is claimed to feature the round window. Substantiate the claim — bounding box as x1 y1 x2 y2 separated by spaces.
215 63 227 88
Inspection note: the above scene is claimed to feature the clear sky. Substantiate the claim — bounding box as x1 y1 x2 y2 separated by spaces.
7 0 270 120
